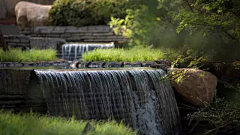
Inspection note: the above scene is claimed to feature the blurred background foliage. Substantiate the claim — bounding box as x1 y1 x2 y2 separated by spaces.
50 0 240 62
109 0 240 62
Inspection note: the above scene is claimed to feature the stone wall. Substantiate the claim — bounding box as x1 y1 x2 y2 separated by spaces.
21 26 127 43
0 69 47 113
4 35 66 50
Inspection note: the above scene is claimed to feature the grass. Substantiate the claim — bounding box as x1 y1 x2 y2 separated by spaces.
0 111 136 135
83 47 178 62
0 48 57 62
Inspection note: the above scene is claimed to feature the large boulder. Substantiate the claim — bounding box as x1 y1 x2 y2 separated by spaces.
15 1 52 30
168 68 218 107
1 0 55 19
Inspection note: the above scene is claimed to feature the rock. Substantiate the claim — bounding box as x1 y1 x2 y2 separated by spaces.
15 1 52 30
124 62 142 67
77 62 91 68
142 61 157 67
82 122 96 134
168 68 217 107
154 60 171 68
88 62 106 68
103 62 124 68
1 0 55 19
70 61 79 68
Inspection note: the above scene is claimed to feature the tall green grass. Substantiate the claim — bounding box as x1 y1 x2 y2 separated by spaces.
0 111 136 135
83 47 171 62
0 48 57 62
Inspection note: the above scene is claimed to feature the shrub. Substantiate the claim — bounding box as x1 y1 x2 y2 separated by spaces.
0 111 136 135
49 0 129 27
82 47 176 62
188 97 240 134
0 48 57 62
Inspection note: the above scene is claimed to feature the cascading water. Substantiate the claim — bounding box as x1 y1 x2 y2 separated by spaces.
62 43 114 61
35 69 181 135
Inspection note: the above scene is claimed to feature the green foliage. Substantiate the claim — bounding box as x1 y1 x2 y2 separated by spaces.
169 0 240 62
171 0 240 40
49 0 129 27
109 0 182 48
0 111 136 135
188 97 240 134
110 0 240 62
0 48 57 62
166 69 188 84
82 47 176 62
232 61 240 69
171 48 208 68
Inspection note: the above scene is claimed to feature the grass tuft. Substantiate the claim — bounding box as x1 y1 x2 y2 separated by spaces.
0 48 57 62
0 111 136 135
82 47 172 62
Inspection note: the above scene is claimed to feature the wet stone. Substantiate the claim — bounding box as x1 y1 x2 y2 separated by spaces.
58 62 69 66
103 62 123 68
123 62 134 67
88 62 105 68
151 64 168 72
53 63 60 66
14 63 24 67
23 63 32 66
5 63 15 67
0 63 5 67
142 62 157 67
42 62 51 66
77 62 91 68
154 60 171 68
37 63 44 66
131 62 142 67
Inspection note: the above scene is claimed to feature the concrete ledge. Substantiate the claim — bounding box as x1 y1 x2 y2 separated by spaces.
73 60 171 71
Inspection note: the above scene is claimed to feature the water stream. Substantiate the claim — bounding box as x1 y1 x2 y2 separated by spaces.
62 43 114 61
35 69 180 135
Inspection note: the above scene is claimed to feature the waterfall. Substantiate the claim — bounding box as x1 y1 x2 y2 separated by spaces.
62 43 114 61
35 69 181 135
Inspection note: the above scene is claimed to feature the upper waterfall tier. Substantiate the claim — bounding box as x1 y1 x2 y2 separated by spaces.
62 42 114 61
